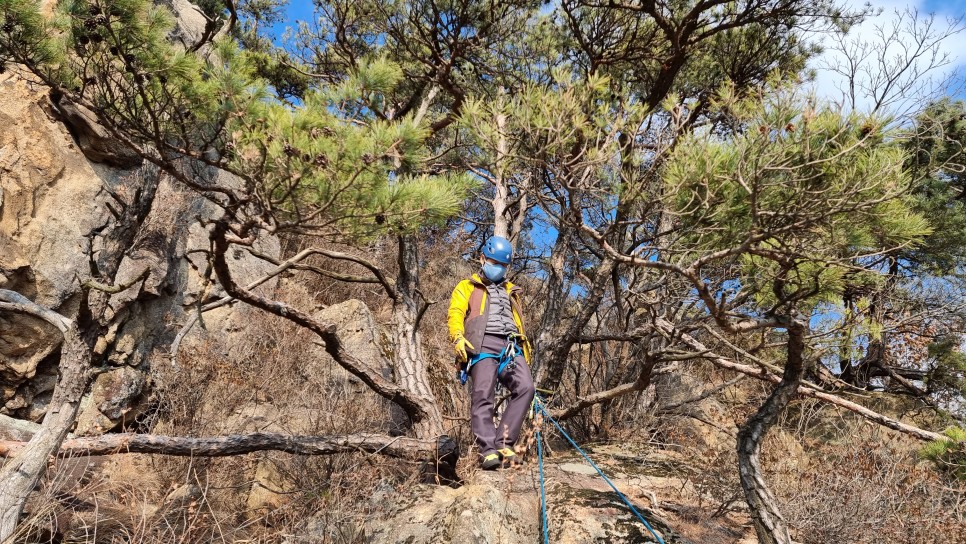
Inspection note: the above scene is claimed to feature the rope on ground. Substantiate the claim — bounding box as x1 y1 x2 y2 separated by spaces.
533 395 667 544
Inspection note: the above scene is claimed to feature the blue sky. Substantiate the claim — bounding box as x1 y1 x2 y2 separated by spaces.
921 0 965 14
807 0 966 112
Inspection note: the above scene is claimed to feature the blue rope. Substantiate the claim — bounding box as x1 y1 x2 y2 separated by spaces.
534 397 666 544
537 426 549 544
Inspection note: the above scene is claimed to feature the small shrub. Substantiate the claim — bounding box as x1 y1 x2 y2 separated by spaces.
920 426 966 482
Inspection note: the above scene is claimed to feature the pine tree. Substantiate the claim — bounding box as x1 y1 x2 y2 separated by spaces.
2 2 964 543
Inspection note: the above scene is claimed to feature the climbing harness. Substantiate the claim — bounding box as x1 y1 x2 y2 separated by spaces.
457 335 523 385
532 394 667 544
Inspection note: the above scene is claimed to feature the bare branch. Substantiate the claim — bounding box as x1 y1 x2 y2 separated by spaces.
0 432 435 460
656 317 949 443
552 372 650 422
81 267 150 294
0 290 72 333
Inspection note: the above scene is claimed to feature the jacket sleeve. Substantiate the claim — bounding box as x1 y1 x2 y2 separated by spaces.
447 280 471 343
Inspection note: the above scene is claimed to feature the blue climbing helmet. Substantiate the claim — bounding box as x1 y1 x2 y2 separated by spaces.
482 235 513 264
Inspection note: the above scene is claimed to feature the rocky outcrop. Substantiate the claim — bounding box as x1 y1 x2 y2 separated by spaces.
0 414 43 442
289 446 706 544
49 93 142 169
0 70 108 412
160 0 217 50
74 366 146 435
300 298 393 395
0 69 279 430
360 476 538 543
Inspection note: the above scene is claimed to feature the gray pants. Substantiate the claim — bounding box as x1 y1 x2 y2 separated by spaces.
469 337 535 456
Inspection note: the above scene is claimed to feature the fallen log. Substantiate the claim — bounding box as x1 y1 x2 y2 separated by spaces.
0 432 436 459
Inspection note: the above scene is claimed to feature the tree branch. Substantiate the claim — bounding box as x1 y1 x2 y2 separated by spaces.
208 224 433 426
656 317 949 443
552 372 650 421
0 432 435 460
81 267 150 294
0 290 71 333
246 246 397 299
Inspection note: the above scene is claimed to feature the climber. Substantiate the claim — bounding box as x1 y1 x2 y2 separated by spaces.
448 235 536 470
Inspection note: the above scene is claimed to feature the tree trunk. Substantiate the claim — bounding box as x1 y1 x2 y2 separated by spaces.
533 222 574 384
491 90 512 240
391 235 445 439
0 293 91 543
736 319 807 544
540 257 617 393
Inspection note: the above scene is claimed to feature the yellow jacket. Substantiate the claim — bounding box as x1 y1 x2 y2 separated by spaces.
447 274 532 363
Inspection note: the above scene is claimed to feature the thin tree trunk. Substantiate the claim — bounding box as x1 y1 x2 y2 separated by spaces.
533 222 574 384
492 91 511 240
540 257 617 393
0 292 91 543
736 319 807 544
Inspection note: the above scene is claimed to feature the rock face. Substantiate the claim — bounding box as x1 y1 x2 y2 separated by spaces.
74 366 146 435
301 298 393 395
0 70 108 412
50 93 143 169
0 414 43 441
160 0 214 49
362 476 538 544
0 69 279 430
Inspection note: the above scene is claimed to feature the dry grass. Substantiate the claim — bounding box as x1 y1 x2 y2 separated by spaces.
769 411 966 544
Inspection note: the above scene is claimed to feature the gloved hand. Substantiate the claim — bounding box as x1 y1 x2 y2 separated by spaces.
453 334 474 363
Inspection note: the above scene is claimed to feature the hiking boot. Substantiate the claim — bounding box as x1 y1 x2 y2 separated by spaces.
498 447 520 467
480 452 501 470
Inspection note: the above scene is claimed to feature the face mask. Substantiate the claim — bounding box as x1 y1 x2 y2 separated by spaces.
481 262 507 283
